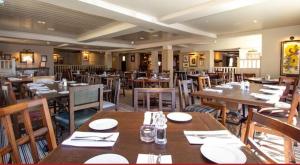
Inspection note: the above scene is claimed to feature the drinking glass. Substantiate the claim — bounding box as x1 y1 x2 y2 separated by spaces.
140 125 155 143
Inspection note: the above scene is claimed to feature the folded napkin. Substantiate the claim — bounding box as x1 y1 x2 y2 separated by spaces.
29 86 49 90
70 83 88 86
226 82 241 86
184 130 244 147
259 89 283 95
27 83 44 87
8 77 22 81
143 111 159 125
203 88 223 93
58 91 69 94
215 85 233 89
250 93 280 102
136 154 172 164
35 80 54 84
36 90 57 94
137 77 147 80
62 131 119 147
263 84 286 90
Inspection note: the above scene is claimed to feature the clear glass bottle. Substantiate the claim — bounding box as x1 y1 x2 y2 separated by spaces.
155 112 167 145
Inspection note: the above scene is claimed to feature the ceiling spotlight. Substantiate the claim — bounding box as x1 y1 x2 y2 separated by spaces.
47 27 55 31
46 41 51 45
152 34 159 37
253 20 257 23
139 37 144 40
37 20 46 24
131 41 135 45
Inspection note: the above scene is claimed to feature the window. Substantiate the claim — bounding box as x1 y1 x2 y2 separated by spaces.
239 50 260 68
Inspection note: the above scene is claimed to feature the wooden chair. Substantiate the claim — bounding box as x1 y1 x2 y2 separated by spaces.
0 98 57 163
55 72 63 81
178 80 227 125
103 78 120 111
134 88 175 112
198 76 211 90
80 74 89 83
244 112 300 163
32 76 55 83
234 74 243 82
87 75 96 84
243 73 256 79
279 76 298 102
55 84 103 133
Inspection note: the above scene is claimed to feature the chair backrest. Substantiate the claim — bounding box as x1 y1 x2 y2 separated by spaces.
0 98 57 163
32 76 55 83
243 73 256 79
134 88 175 112
279 76 298 98
234 74 243 82
69 84 103 133
245 111 300 163
80 74 89 83
1 81 17 106
178 80 195 111
198 76 211 90
87 75 96 84
111 78 121 106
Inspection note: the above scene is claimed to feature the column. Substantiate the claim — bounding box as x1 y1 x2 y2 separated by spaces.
162 45 174 87
104 51 112 69
150 50 159 73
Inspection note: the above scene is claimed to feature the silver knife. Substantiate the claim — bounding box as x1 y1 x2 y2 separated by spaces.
156 154 161 164
71 138 116 142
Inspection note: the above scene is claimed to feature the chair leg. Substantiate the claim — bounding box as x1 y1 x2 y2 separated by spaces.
221 107 227 126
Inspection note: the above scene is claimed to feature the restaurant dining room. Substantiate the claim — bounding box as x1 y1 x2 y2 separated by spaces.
1 0 300 164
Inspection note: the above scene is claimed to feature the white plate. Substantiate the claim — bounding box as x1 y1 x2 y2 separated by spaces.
167 112 192 122
201 144 247 164
85 154 129 164
89 118 118 130
67 81 76 84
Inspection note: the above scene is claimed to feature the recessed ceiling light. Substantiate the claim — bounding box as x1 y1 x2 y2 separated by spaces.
46 41 51 45
139 37 144 40
131 41 135 45
37 20 46 24
253 20 257 23
47 27 55 31
152 34 159 37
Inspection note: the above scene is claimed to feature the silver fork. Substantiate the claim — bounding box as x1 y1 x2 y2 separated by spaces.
74 134 113 140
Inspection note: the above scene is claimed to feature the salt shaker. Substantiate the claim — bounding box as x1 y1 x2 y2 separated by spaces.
155 112 167 145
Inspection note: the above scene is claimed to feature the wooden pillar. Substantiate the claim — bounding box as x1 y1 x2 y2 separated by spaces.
162 45 174 87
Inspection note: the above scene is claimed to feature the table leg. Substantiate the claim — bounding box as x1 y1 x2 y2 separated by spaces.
243 106 253 143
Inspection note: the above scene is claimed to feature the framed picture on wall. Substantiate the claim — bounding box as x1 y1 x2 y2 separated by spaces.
41 55 47 62
189 55 197 67
131 55 135 62
280 40 300 76
183 63 189 68
53 54 58 63
40 62 46 67
4 54 11 60
58 57 64 64
183 55 188 62
20 51 34 63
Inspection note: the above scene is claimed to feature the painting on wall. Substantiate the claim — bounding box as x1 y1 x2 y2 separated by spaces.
189 55 197 67
4 54 11 60
183 63 189 68
41 55 47 62
131 55 135 62
53 54 58 63
20 51 34 64
183 55 188 63
281 40 300 76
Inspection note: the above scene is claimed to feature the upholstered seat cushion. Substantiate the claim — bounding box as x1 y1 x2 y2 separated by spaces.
55 109 97 128
184 104 216 114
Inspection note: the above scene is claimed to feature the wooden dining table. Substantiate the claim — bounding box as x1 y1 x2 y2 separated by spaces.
40 112 263 164
244 77 279 84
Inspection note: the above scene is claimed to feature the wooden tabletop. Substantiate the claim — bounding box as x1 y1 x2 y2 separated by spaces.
40 112 262 164
7 76 33 83
192 83 275 107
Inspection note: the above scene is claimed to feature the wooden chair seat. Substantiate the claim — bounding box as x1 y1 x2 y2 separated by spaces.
55 109 97 128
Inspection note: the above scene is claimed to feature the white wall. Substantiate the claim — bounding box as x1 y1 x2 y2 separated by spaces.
0 43 54 75
261 25 300 77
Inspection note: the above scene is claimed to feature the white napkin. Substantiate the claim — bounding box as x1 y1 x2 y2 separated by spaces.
62 131 119 147
70 83 88 86
136 154 172 164
36 90 57 94
184 130 244 147
259 89 283 95
250 93 280 102
27 83 44 87
215 85 233 89
58 91 69 94
35 80 54 84
8 77 22 81
226 82 241 86
143 111 159 125
263 84 286 90
30 86 49 90
203 88 223 93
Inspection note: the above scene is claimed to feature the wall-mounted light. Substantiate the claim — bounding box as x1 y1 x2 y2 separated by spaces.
122 55 126 62
158 61 161 66
82 50 89 61
290 36 295 41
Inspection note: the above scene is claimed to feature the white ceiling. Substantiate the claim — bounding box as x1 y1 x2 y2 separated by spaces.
184 0 300 35
0 0 299 51
103 0 211 17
